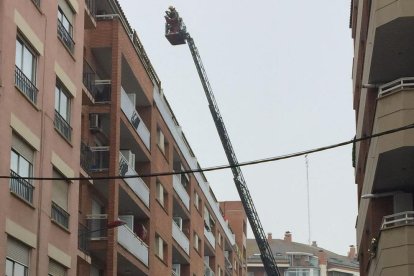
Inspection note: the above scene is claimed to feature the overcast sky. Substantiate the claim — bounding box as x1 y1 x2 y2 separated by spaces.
118 0 357 255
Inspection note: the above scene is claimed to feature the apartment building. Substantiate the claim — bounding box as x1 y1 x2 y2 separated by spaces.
247 232 359 276
0 0 247 275
350 0 414 275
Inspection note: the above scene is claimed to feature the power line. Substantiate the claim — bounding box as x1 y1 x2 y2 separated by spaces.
1 123 414 181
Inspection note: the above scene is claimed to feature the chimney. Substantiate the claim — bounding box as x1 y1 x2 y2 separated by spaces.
284 231 292 242
317 249 327 265
267 232 272 241
348 245 356 259
311 241 318 247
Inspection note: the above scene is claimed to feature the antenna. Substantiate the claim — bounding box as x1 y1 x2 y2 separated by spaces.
305 154 311 245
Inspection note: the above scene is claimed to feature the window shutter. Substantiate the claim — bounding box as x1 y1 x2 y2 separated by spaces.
52 170 68 210
7 238 29 266
48 259 66 276
12 133 34 163
57 0 74 24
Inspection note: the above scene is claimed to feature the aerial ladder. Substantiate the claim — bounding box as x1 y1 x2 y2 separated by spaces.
164 7 281 276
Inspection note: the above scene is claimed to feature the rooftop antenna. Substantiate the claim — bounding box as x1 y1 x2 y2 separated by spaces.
305 154 311 245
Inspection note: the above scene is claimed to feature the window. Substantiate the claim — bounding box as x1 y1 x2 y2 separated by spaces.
57 0 74 52
54 80 72 141
156 181 167 208
193 232 200 252
218 232 222 247
48 259 67 276
157 128 168 156
6 238 30 276
15 36 38 103
51 169 70 229
155 234 167 261
10 134 34 203
194 190 201 211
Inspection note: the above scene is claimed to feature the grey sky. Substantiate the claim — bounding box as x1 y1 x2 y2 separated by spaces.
118 0 356 255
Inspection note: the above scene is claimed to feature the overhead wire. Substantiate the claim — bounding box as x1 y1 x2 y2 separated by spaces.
1 123 414 181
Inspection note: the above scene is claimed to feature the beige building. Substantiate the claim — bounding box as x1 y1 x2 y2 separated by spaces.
350 0 414 275
247 232 359 276
0 0 247 275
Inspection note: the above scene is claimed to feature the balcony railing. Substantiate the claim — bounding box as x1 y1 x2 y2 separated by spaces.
173 174 190 210
83 61 96 97
120 87 150 149
119 152 150 207
85 0 96 17
89 147 109 172
94 80 111 102
381 211 414 229
379 77 414 97
204 264 215 276
54 111 72 141
78 223 89 253
57 20 75 53
117 224 149 266
15 66 38 104
80 142 93 172
86 214 108 239
31 0 40 7
204 228 216 249
9 170 34 204
172 221 190 255
51 201 69 229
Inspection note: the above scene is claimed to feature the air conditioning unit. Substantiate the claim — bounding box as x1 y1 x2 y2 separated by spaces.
120 150 135 169
89 114 102 132
119 215 134 230
173 217 183 230
127 93 136 107
172 264 181 276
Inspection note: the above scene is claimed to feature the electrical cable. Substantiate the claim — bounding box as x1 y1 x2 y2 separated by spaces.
2 123 414 181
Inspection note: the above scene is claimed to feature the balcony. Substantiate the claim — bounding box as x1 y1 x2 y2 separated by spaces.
173 174 190 210
78 223 89 253
172 221 190 255
224 251 232 275
54 111 72 142
51 201 69 229
57 20 75 53
204 263 215 276
82 61 96 98
382 211 414 229
117 224 149 266
94 80 111 102
89 147 109 172
204 228 216 250
80 142 93 173
119 152 150 207
120 87 150 149
31 0 40 7
85 0 96 18
86 214 108 239
15 66 38 104
9 170 34 204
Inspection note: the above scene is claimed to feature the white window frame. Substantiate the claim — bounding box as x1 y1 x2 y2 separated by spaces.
55 81 71 123
15 36 37 83
10 149 32 179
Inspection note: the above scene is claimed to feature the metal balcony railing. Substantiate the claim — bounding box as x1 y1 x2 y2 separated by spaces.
9 170 34 204
89 147 109 172
80 142 93 172
381 211 414 229
57 20 75 53
54 110 72 141
86 214 108 239
204 264 215 276
78 223 89 253
379 77 414 97
94 80 111 102
31 0 40 7
85 0 96 17
51 201 69 229
82 61 96 97
204 227 216 249
15 66 38 104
